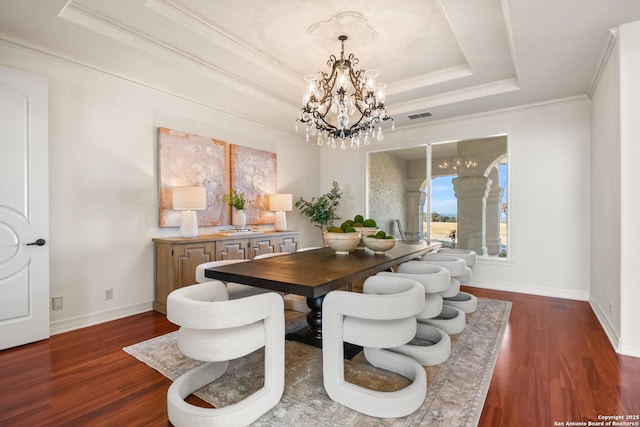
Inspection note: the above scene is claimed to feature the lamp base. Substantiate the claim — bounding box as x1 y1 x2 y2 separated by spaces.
180 210 199 238
274 211 287 231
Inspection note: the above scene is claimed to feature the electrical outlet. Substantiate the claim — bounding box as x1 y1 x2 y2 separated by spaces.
609 301 613 314
105 288 113 300
52 297 63 310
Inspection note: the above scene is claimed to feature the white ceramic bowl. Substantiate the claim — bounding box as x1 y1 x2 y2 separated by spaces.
353 226 378 250
324 232 361 254
363 236 397 254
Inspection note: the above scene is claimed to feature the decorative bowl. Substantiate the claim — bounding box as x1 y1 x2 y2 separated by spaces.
323 232 361 255
363 236 397 254
352 226 378 250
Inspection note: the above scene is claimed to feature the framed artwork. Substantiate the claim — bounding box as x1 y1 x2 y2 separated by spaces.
158 127 228 227
230 144 277 224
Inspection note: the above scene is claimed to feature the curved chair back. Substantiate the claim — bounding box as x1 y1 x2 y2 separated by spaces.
436 248 477 267
419 253 467 277
377 263 448 320
394 261 451 292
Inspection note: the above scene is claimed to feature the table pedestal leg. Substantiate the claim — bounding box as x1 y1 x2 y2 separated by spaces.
305 295 323 341
285 294 361 359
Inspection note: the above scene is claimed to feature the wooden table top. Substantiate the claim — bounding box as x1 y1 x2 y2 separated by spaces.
204 241 439 298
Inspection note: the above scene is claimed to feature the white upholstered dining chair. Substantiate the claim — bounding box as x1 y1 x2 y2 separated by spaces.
166 280 285 426
322 275 427 418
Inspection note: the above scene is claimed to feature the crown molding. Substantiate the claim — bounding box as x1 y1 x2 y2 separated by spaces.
588 27 618 99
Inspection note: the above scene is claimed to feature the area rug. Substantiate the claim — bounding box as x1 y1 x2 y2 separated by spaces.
124 297 511 426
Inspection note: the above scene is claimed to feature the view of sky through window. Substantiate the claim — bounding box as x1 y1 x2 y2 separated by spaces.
430 163 508 219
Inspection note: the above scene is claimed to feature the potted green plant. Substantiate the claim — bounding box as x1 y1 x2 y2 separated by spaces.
295 181 343 242
223 189 249 229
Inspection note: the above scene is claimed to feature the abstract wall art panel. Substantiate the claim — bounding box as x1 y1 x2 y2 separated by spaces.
158 127 229 227
230 144 276 225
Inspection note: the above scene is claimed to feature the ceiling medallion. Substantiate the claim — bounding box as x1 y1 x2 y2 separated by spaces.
296 33 394 151
307 11 377 51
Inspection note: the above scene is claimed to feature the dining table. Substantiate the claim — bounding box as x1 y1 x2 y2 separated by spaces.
205 240 440 356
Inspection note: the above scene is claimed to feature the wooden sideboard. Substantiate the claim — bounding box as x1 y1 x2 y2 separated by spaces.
152 231 299 313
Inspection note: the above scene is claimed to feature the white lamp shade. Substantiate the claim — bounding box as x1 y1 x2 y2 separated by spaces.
268 193 292 212
172 186 207 211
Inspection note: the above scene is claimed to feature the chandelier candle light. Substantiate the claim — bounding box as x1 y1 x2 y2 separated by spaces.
296 35 394 151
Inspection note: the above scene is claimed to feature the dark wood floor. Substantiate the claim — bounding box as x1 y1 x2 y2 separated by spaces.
1 287 638 426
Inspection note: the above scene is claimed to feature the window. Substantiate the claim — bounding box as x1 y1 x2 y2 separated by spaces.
367 135 508 258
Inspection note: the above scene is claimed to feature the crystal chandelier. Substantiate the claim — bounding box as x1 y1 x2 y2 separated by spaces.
296 35 394 150
438 158 478 171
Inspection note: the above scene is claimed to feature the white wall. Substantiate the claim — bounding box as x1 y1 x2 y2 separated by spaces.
590 36 621 350
322 98 592 300
589 21 640 358
1 42 319 333
618 21 640 356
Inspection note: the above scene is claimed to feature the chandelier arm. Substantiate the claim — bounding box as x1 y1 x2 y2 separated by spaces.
317 68 337 105
312 112 340 133
351 91 371 116
347 114 381 136
347 53 359 67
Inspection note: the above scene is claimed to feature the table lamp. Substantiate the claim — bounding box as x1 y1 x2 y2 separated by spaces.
268 193 292 231
172 186 207 238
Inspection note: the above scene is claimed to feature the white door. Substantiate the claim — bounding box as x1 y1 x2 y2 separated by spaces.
0 66 49 350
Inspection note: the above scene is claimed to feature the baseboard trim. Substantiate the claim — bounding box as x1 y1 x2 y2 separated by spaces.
590 299 640 357
589 297 621 353
617 342 640 358
465 280 590 301
49 302 153 335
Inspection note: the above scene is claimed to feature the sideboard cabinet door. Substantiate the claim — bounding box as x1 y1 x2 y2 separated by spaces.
215 239 250 260
250 235 278 258
278 234 298 253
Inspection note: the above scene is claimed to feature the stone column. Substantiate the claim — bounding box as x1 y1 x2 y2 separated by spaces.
452 176 491 255
485 167 503 256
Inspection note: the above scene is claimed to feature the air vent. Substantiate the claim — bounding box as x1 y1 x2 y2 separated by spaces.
408 112 433 120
